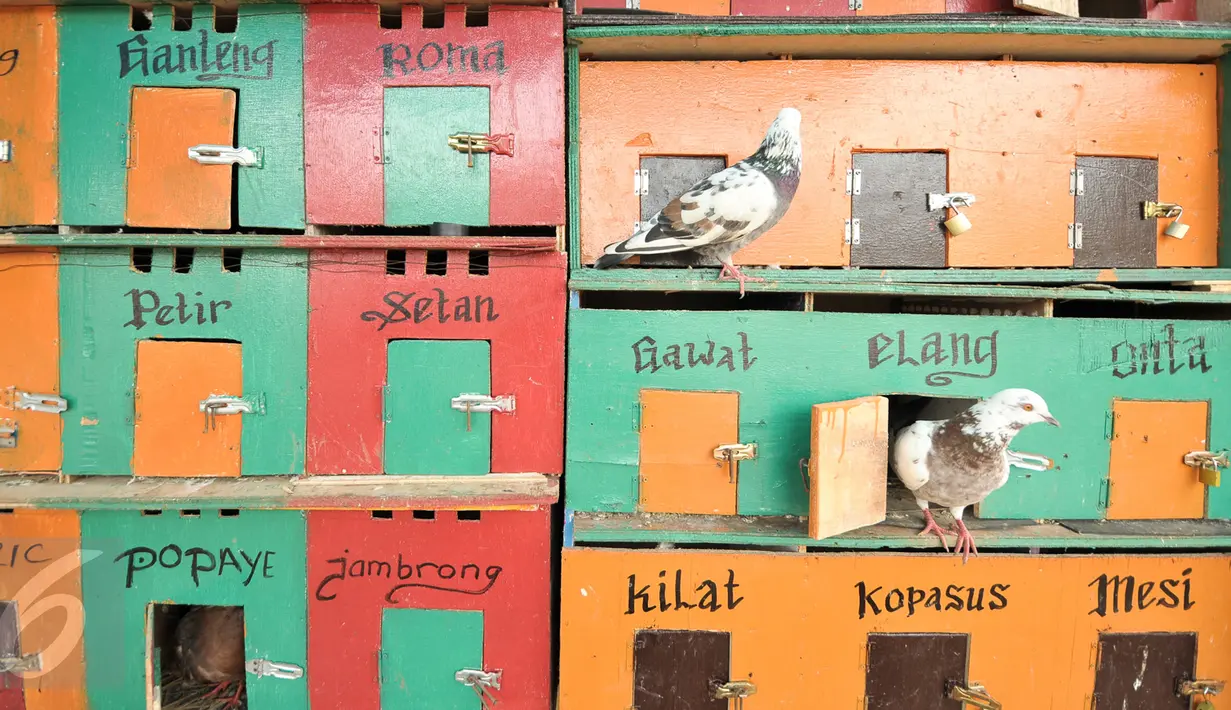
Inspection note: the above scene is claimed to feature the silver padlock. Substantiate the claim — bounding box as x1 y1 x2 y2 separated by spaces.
1165 220 1190 239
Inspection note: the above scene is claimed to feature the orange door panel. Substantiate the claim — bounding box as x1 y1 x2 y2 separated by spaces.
132 340 242 477
639 389 740 515
809 396 888 539
0 8 58 226
126 88 236 230
1107 399 1207 520
0 250 60 472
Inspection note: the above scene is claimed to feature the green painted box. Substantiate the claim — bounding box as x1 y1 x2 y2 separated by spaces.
566 307 1231 523
81 509 307 709
59 247 307 476
57 5 305 230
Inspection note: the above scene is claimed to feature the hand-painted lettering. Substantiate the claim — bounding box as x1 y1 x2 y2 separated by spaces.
1110 324 1212 378
0 49 17 78
114 544 276 588
123 289 232 330
360 289 498 331
313 550 502 602
625 569 743 614
379 40 506 78
856 581 1010 619
1087 568 1195 616
118 30 276 81
632 333 756 374
867 329 998 387
0 543 50 567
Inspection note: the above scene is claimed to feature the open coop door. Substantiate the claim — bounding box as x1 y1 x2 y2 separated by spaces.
808 396 889 540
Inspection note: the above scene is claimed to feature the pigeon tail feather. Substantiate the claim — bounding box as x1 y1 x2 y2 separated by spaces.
594 252 631 269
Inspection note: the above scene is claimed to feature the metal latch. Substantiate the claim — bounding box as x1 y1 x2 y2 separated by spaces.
713 443 757 484
1185 450 1228 487
712 680 756 710
245 659 303 680
447 133 514 168
451 394 516 432
0 140 10 163
634 168 648 196
0 653 42 674
1179 679 1225 696
1144 201 1189 239
1069 168 1084 196
1007 450 1054 472
845 218 860 246
0 420 13 449
456 668 501 709
188 144 262 168
199 394 260 433
1068 223 1083 249
947 681 1002 709
927 192 976 212
846 168 861 196
2 388 68 414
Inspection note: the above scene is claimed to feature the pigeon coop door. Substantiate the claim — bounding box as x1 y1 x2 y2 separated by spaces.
132 340 244 477
634 156 727 266
147 604 247 710
0 249 61 473
380 608 485 710
865 633 972 710
384 340 493 475
126 88 241 231
1092 633 1197 710
1106 400 1209 520
807 396 889 540
633 630 730 710
849 152 948 268
383 88 492 227
1072 157 1159 268
638 390 744 515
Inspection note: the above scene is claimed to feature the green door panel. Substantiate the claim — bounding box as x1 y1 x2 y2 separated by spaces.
383 87 490 227
384 340 491 475
380 608 484 710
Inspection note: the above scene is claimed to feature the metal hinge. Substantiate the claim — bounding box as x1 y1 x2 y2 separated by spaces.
188 144 262 168
448 133 515 168
1070 168 1084 196
0 654 41 674
0 420 13 449
634 168 648 196
846 168 861 196
848 0 862 9
1100 479 1112 510
0 140 10 163
712 680 757 710
1068 223 1083 249
713 443 757 484
845 218 860 245
1007 450 1053 472
1184 450 1228 487
245 659 303 680
456 668 502 709
199 394 263 433
2 388 68 414
948 681 1002 709
626 0 641 8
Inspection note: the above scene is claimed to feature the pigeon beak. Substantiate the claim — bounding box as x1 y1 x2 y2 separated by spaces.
1042 414 1060 428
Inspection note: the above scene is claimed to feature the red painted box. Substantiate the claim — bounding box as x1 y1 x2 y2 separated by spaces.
307 508 552 710
303 5 564 228
307 248 565 475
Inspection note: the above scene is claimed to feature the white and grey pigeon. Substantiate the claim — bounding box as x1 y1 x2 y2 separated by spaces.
593 107 803 297
889 388 1060 564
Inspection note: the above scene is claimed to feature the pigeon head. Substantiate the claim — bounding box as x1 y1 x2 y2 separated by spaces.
976 388 1060 432
751 107 802 177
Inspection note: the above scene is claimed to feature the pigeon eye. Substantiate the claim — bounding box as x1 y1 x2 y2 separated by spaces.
1022 403 1034 412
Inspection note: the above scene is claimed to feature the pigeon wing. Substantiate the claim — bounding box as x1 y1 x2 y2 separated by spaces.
890 420 938 493
603 162 779 257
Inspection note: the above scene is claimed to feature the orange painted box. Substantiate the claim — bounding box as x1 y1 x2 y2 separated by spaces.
576 59 1219 270
560 547 1231 709
0 510 88 710
0 249 61 473
0 8 59 228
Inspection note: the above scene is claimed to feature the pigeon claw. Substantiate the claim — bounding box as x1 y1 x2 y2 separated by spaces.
917 509 951 552
952 518 980 565
716 263 765 298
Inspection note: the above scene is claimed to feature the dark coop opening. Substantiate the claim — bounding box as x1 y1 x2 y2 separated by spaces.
422 7 445 27
458 510 482 521
132 247 154 273
214 5 238 33
179 509 201 517
219 509 240 518
385 249 407 275
425 250 448 276
579 290 804 312
172 4 192 31
468 250 490 276
150 604 248 710
173 248 195 274
371 510 394 520
130 6 153 31
465 6 489 26
412 509 436 520
882 395 979 507
222 249 243 273
379 4 402 29
1078 0 1145 18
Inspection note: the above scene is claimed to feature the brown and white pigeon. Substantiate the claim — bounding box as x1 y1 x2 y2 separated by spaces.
593 107 803 297
176 606 246 707
890 389 1059 564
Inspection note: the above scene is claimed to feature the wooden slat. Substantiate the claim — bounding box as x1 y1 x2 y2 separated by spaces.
0 473 559 510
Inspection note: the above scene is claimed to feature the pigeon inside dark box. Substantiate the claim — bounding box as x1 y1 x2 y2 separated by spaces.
151 604 248 710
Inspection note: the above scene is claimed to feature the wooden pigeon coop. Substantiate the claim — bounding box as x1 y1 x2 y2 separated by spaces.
0 8 58 228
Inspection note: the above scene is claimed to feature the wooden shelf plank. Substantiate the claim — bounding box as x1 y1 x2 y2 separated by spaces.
0 233 560 251
0 473 559 511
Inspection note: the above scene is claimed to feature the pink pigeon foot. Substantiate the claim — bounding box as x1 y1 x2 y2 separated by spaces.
716 262 765 298
202 682 230 701
952 518 979 565
917 508 950 552
223 682 244 709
